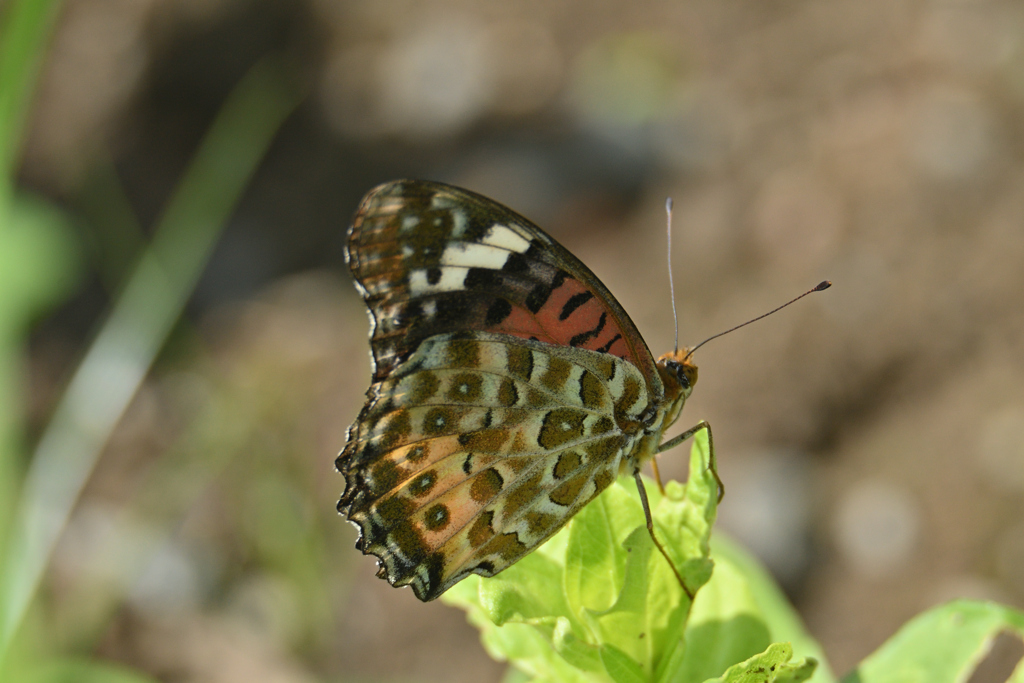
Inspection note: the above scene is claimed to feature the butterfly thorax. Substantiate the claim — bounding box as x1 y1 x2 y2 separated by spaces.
618 350 698 474
626 348 700 464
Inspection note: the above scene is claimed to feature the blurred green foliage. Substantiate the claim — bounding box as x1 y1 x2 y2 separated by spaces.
0 1 74 666
0 1 300 679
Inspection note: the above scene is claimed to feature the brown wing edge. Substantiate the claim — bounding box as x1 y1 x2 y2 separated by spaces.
336 416 447 601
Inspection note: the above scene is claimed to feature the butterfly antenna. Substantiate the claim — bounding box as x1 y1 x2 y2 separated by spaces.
666 197 679 355
683 280 832 362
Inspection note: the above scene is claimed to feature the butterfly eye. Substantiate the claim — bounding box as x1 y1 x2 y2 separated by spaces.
667 361 690 389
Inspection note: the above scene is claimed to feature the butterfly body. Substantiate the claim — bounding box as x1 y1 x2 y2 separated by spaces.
338 180 698 601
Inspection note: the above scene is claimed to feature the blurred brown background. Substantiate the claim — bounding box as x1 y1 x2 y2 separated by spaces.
18 0 1024 680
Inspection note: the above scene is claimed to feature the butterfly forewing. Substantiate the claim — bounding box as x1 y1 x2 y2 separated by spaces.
340 180 676 601
346 180 662 392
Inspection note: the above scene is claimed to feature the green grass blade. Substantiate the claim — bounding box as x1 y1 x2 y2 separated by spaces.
0 0 65 631
0 55 301 664
0 0 63 214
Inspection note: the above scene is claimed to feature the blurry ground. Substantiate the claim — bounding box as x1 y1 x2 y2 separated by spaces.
18 0 1024 680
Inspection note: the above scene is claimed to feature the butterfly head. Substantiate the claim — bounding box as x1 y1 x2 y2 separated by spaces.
656 350 698 401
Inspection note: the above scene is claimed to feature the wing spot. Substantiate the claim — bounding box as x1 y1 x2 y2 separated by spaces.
470 467 505 502
485 298 513 325
525 270 566 313
468 510 495 547
597 333 623 354
424 503 451 531
538 408 586 449
593 469 615 495
578 370 605 410
560 292 594 321
503 470 544 518
446 339 481 368
375 494 415 526
406 444 428 463
505 345 534 381
472 560 496 575
409 470 438 497
501 251 529 273
593 416 614 434
570 311 607 347
388 521 429 565
446 373 482 402
525 511 557 537
423 406 455 435
553 451 582 479
464 267 500 289
614 375 642 418
550 474 588 507
458 428 506 451
409 372 440 403
539 357 572 391
378 410 411 449
484 532 528 561
498 377 519 406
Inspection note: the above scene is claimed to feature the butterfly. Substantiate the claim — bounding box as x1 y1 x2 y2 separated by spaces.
337 179 718 602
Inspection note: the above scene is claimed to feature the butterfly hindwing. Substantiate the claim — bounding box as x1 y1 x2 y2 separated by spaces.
346 180 663 395
338 332 653 601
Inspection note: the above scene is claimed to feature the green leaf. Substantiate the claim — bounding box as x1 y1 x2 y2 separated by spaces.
443 430 722 682
564 477 644 616
668 536 832 683
696 536 834 683
704 642 817 683
676 552 774 682
842 600 1024 683
443 573 600 680
601 643 648 683
0 0 63 209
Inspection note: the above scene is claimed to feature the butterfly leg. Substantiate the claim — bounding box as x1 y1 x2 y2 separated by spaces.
632 469 694 601
650 457 666 496
656 420 723 502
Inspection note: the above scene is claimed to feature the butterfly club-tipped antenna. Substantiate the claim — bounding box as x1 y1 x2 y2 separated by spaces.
683 280 832 362
665 197 680 355
640 279 831 600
